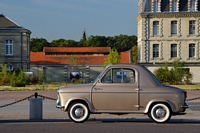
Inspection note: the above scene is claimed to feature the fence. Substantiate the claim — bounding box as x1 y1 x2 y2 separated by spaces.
30 65 104 83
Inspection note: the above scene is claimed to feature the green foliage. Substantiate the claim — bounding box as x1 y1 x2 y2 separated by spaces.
154 63 170 83
38 74 45 84
51 39 79 47
30 34 137 52
85 35 107 47
0 64 45 86
73 79 85 84
30 75 39 84
103 49 121 67
110 35 137 52
79 30 87 46
30 38 50 52
154 60 193 85
131 45 138 63
10 71 26 87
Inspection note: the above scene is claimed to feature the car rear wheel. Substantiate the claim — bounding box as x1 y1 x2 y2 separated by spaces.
149 103 171 123
68 102 90 123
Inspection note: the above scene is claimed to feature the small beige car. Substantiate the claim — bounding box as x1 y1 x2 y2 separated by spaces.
57 64 188 123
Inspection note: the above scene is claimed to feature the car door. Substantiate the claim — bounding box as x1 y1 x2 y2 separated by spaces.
91 68 139 112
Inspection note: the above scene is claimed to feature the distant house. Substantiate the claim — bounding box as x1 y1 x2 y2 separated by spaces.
30 47 131 82
0 14 31 71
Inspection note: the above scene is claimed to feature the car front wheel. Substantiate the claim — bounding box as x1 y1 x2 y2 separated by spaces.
68 102 90 123
149 103 171 123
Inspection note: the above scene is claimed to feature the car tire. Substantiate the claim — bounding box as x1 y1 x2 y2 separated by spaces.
68 102 90 123
148 103 171 123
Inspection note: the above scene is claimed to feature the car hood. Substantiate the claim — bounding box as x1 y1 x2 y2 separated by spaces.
59 83 94 93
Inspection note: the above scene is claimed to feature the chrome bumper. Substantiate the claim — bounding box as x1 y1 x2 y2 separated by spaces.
56 105 65 109
181 105 189 108
181 99 189 108
56 97 64 109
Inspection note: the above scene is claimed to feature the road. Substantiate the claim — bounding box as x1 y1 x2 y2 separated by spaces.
0 119 200 133
0 90 200 133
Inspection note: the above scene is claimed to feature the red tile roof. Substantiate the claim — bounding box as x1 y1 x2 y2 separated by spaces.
120 51 131 63
30 52 108 65
30 47 131 65
43 47 111 53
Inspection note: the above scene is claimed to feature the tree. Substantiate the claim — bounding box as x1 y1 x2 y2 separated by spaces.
85 35 108 47
51 39 78 47
131 45 138 63
79 29 87 46
107 35 137 52
30 38 50 52
103 49 121 67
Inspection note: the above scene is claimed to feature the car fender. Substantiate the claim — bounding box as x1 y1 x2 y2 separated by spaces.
144 99 176 113
64 98 95 112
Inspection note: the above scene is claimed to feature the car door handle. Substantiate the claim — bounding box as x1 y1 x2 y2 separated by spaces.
94 88 103 91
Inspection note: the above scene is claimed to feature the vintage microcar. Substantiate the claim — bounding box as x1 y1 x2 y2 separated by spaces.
56 64 188 123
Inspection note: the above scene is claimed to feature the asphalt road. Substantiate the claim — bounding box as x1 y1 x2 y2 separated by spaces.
0 120 200 133
0 90 200 133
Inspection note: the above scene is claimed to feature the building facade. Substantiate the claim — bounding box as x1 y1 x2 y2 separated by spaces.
137 0 200 83
0 14 31 71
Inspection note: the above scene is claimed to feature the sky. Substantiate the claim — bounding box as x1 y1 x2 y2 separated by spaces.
0 0 138 42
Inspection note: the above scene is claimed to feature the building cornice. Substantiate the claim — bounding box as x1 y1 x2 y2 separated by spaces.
139 12 200 18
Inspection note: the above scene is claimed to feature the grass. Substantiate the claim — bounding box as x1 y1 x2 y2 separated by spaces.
0 83 68 91
172 84 200 91
0 83 200 91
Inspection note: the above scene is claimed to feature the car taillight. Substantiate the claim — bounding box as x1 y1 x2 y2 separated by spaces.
183 90 187 98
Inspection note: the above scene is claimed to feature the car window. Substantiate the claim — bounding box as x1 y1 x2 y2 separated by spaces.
101 68 135 84
101 69 113 83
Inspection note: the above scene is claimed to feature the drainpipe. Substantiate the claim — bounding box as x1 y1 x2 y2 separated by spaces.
145 13 150 63
21 32 23 70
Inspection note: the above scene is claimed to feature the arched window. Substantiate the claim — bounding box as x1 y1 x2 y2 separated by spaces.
5 40 13 55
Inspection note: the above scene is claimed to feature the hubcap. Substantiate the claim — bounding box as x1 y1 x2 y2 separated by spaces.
156 108 165 117
75 108 84 117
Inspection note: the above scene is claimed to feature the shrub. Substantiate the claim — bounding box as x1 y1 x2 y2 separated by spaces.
154 60 193 85
154 63 169 84
73 79 85 84
11 80 26 87
31 75 39 84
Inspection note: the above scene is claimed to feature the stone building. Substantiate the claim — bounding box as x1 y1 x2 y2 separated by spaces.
0 14 31 71
137 0 200 83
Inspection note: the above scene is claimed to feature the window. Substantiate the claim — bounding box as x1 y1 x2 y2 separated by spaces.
189 44 195 58
101 68 135 84
171 44 177 58
153 21 159 35
153 44 159 58
172 0 178 12
154 1 158 12
190 0 195 11
8 65 13 71
171 21 177 35
189 20 195 34
5 40 13 55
